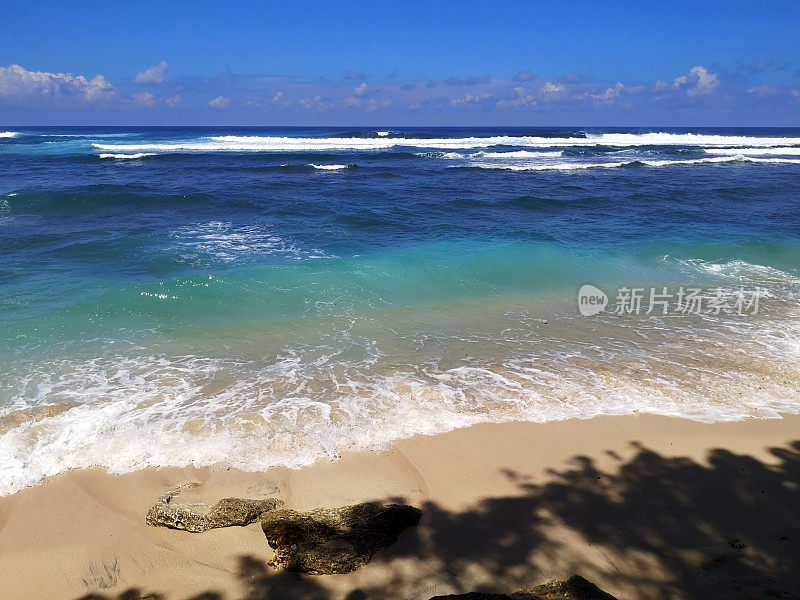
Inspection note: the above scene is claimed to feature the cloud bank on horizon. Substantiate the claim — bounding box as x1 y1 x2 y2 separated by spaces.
1 61 798 126
0 0 798 125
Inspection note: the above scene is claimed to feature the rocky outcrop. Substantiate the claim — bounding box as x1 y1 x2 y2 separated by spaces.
146 483 283 532
429 594 537 600
429 595 530 600
429 576 618 600
261 502 422 574
517 575 618 600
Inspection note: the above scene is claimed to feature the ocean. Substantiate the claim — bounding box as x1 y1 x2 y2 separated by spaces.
2 126 800 496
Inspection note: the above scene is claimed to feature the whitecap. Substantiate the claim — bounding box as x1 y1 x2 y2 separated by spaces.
308 164 349 170
98 153 157 159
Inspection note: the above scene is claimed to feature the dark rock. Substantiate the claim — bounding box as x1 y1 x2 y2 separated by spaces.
430 594 533 600
146 482 283 532
514 575 618 600
430 576 618 600
430 594 539 600
261 502 422 574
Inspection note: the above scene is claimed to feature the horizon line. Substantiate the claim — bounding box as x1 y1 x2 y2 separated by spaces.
3 124 800 129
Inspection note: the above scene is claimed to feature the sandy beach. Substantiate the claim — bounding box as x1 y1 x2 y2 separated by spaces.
2 413 799 600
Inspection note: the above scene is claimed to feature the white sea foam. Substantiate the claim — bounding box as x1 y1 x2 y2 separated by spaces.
308 163 349 170
3 307 800 497
98 153 157 159
417 151 467 159
581 132 800 147
173 221 331 263
92 132 800 154
666 257 800 289
0 131 18 138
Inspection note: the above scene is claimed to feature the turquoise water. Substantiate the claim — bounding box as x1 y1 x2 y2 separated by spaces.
2 126 800 495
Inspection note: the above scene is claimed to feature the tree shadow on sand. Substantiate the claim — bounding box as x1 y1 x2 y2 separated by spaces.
76 439 800 600
403 439 800 599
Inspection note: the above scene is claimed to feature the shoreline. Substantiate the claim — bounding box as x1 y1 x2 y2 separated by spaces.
2 412 800 599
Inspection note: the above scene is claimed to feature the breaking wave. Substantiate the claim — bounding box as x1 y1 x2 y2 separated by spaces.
308 163 350 170
98 153 157 159
92 132 800 154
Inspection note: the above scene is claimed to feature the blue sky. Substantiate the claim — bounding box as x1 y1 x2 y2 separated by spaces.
1 0 799 125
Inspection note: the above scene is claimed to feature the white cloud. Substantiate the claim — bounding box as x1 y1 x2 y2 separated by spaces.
538 82 567 103
132 92 156 107
497 86 535 108
165 94 182 106
272 91 283 104
346 96 361 107
540 82 563 94
0 64 114 105
298 96 328 111
209 95 230 108
134 61 168 84
353 82 368 96
591 82 625 103
673 66 720 97
687 66 719 96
